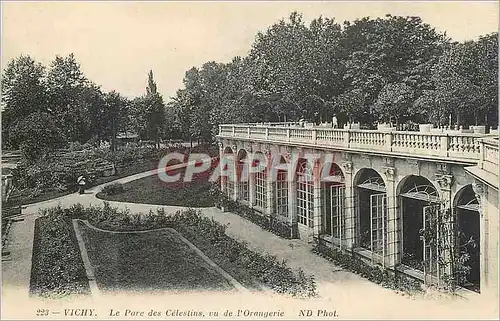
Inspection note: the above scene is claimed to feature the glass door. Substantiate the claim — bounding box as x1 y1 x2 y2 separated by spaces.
370 193 387 266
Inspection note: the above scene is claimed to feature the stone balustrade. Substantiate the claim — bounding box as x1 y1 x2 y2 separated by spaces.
218 123 490 161
480 137 499 175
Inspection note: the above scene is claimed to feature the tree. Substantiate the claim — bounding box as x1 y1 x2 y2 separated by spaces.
1 55 48 148
46 54 92 142
130 70 165 147
102 91 129 151
300 95 326 123
334 89 367 124
374 83 415 126
9 112 66 161
419 34 498 127
340 15 448 111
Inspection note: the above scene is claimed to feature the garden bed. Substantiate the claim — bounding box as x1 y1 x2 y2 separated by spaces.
30 203 317 299
96 160 218 207
77 221 234 293
29 214 90 298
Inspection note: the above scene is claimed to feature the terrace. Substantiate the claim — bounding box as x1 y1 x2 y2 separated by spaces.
218 122 497 163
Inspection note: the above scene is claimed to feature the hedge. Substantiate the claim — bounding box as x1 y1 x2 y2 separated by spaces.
312 242 423 295
209 184 293 239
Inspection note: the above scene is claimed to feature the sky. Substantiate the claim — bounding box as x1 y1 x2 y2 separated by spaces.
2 1 498 100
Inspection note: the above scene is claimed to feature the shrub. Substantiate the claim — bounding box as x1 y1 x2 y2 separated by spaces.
312 242 423 295
171 209 317 298
210 184 293 239
101 183 126 196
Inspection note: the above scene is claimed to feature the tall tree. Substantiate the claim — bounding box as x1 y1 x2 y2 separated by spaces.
374 83 415 126
1 55 48 148
46 54 92 143
130 70 165 147
9 112 65 161
415 33 498 127
340 15 448 110
103 91 129 151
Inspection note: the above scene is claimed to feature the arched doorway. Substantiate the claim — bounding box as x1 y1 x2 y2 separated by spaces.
354 169 387 263
222 147 234 198
454 185 480 293
236 149 249 201
398 175 440 276
273 155 289 219
252 151 267 211
296 158 314 228
321 163 346 247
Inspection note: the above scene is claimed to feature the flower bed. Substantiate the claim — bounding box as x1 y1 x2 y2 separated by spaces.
31 203 317 299
30 212 90 298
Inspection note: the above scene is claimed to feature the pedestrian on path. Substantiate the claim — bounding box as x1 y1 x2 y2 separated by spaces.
77 175 86 195
332 115 338 129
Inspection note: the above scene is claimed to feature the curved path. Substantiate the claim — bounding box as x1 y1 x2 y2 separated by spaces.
2 165 498 320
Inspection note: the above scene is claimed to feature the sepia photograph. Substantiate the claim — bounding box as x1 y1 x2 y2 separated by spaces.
1 1 499 320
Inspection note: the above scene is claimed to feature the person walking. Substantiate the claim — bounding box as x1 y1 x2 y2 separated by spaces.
332 115 338 129
77 175 86 195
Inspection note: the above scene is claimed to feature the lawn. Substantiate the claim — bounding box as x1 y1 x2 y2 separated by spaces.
77 221 234 293
97 162 218 207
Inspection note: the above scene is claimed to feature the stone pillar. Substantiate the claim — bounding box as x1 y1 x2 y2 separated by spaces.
266 175 274 216
232 145 238 201
436 173 454 285
248 160 256 208
218 142 227 212
218 142 225 194
287 155 298 239
342 159 356 249
472 182 489 294
264 149 275 217
383 166 398 267
312 159 322 242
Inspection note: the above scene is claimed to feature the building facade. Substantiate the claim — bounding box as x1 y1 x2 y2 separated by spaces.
217 123 499 298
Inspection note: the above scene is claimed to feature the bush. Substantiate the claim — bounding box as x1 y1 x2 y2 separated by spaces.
210 184 293 239
170 209 316 298
312 242 423 295
101 183 126 196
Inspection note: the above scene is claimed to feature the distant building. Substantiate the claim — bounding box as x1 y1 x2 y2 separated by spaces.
116 131 139 144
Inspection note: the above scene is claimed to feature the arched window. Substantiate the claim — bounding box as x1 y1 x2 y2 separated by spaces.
236 150 249 201
400 183 439 203
355 169 387 266
254 156 267 210
321 163 346 244
297 160 314 227
398 175 440 279
275 157 288 218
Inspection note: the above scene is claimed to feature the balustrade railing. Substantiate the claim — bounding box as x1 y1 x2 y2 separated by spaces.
218 124 487 161
480 137 499 175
